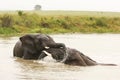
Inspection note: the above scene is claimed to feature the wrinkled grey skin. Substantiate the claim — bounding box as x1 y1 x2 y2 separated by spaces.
39 46 97 66
39 45 66 62
39 47 117 66
13 34 65 60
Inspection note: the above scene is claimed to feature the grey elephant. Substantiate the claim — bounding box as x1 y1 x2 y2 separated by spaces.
13 34 65 59
39 47 117 66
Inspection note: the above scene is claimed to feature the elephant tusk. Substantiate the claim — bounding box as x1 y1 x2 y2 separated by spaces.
45 46 49 49
42 50 51 56
60 46 65 49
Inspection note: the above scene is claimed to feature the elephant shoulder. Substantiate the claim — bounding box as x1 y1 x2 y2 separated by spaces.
13 40 23 57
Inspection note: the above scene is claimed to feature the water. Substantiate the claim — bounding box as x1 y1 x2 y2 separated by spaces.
0 34 120 80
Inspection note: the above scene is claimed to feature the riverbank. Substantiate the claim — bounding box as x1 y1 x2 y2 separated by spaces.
0 11 120 36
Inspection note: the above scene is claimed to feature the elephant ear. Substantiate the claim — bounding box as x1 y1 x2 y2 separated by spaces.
19 34 35 46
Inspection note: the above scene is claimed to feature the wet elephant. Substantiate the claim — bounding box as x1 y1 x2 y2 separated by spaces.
13 34 65 60
39 47 117 66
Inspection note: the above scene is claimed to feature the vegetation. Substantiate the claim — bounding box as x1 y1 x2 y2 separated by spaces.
0 11 120 36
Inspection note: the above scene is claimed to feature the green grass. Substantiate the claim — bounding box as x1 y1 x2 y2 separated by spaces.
0 10 120 36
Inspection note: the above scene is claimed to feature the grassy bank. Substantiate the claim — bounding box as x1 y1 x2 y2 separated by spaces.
0 11 120 36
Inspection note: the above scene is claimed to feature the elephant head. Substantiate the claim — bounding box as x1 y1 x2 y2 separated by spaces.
38 44 67 61
39 47 98 66
19 34 55 53
14 33 66 60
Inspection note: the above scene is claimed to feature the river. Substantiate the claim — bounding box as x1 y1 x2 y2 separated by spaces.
0 34 120 80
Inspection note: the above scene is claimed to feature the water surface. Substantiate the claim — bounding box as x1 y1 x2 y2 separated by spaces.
0 34 120 80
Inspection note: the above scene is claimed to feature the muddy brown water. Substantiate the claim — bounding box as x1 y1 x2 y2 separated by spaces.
0 34 120 80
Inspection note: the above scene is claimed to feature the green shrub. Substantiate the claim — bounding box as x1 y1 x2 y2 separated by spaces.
0 27 16 34
95 18 107 27
0 14 14 27
14 13 41 27
40 18 50 28
18 11 23 16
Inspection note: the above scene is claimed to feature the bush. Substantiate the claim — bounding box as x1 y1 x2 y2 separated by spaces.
14 13 41 27
0 27 16 34
0 14 13 27
40 18 50 28
18 11 23 16
95 18 107 27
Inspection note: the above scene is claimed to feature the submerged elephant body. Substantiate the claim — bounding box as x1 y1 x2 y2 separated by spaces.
39 47 116 66
40 47 97 66
13 34 65 59
63 48 97 66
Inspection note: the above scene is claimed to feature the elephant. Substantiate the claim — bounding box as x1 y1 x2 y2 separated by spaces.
13 34 65 60
39 47 117 66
